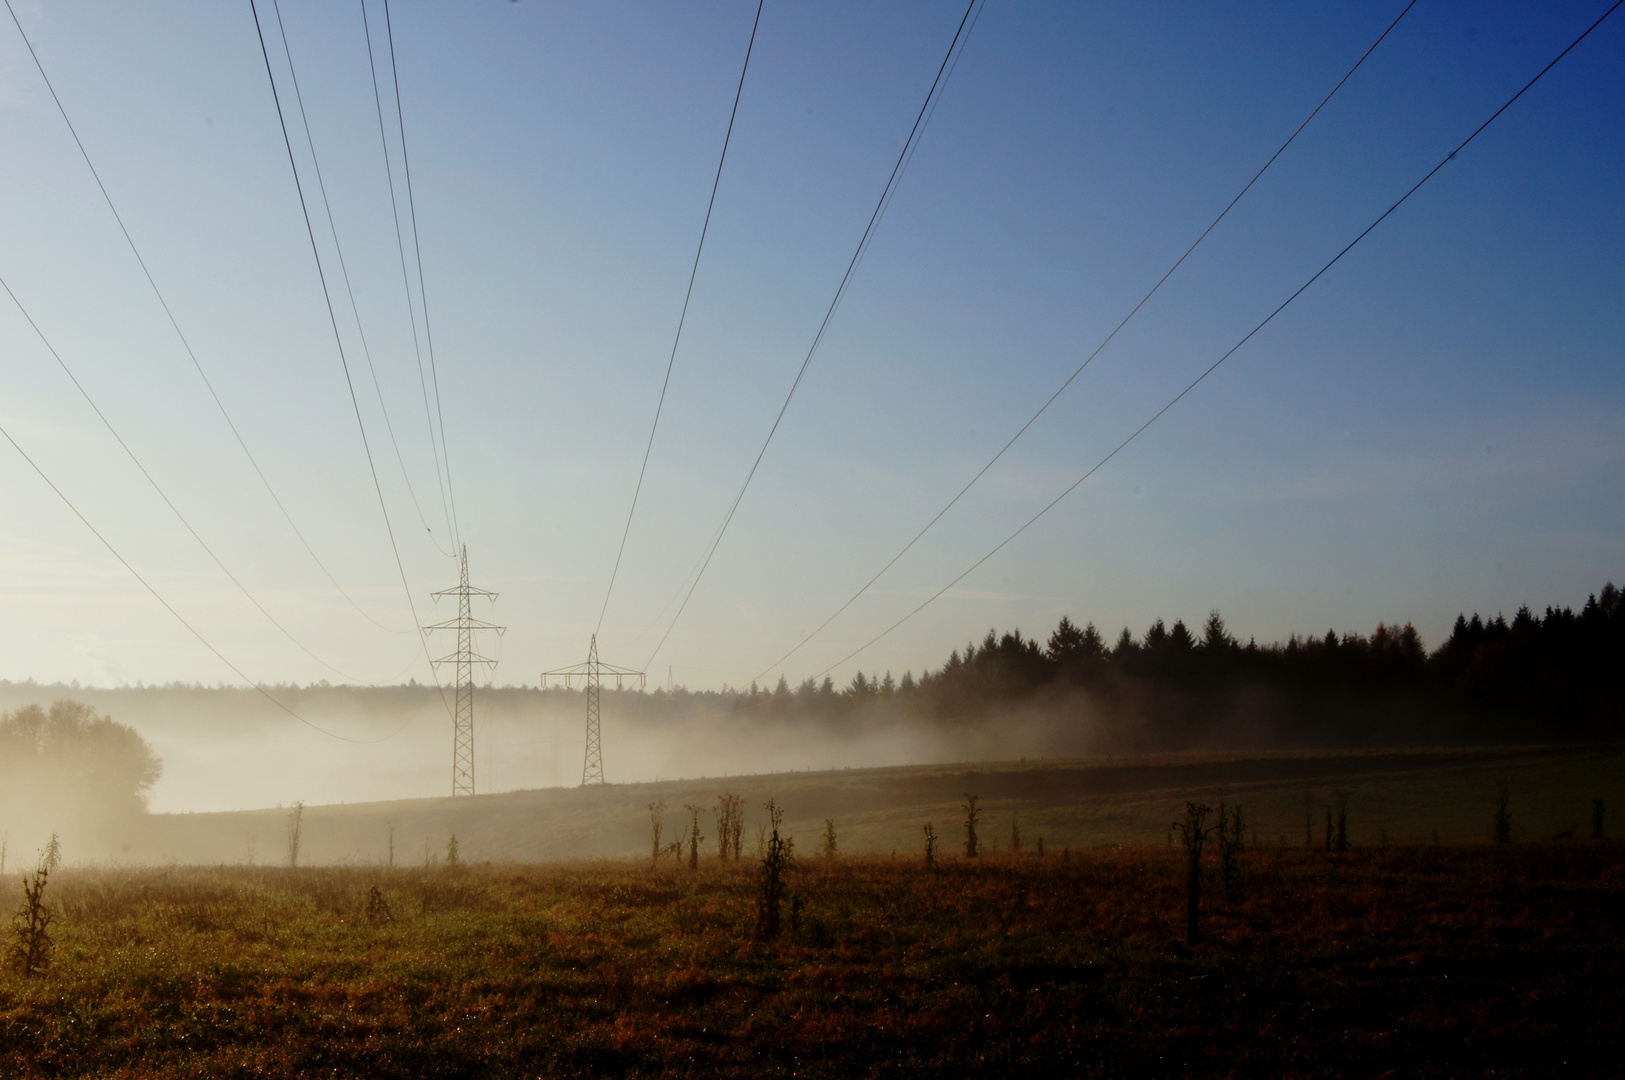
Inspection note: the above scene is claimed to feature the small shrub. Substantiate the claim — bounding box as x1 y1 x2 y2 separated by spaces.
755 799 794 941
44 833 61 871
1010 815 1023 854
823 818 837 858
1171 802 1218 945
963 794 981 859
923 823 937 869
9 860 54 977
446 835 459 868
365 885 394 924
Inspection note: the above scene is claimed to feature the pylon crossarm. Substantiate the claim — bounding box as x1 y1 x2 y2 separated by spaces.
431 586 498 599
433 653 500 668
425 617 506 632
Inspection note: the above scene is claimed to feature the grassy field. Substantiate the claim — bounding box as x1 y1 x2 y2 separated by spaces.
127 744 1625 866
3 746 1619 1076
3 843 1622 1078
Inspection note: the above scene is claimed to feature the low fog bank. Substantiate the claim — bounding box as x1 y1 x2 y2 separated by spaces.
0 682 1114 824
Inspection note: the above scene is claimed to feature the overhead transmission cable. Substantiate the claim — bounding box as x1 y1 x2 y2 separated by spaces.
596 0 766 637
248 0 452 716
642 0 981 669
360 0 456 548
381 0 460 552
268 0 454 558
749 0 1420 684
0 272 391 685
802 0 1623 681
1 0 411 635
0 422 408 744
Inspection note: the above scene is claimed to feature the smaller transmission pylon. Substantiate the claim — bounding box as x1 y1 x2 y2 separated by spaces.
541 634 644 785
427 545 503 797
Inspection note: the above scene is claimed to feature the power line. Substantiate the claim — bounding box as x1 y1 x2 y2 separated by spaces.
248 0 452 716
382 0 461 552
268 0 454 558
0 271 393 685
1 0 411 636
361 0 456 550
748 0 1420 683
596 0 766 637
642 0 982 669
0 421 405 745
802 0 1623 682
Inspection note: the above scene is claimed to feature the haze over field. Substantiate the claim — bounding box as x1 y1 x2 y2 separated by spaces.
0 1 1621 837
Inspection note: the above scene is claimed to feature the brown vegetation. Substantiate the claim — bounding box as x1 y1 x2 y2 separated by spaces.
0 841 1619 1077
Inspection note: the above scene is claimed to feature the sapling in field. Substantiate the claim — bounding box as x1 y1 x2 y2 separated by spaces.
287 800 305 868
684 805 705 870
823 819 837 859
964 794 981 859
648 801 666 869
714 793 743 861
755 799 794 941
1333 791 1351 853
446 835 459 868
1171 801 1219 945
43 833 61 871
924 823 937 868
8 858 54 977
1010 815 1023 854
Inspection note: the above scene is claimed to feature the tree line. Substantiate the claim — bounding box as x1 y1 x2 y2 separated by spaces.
733 581 1624 748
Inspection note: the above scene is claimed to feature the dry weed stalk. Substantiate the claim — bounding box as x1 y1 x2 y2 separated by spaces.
9 859 54 977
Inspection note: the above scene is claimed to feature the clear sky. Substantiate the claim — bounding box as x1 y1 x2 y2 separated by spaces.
1 0 1621 696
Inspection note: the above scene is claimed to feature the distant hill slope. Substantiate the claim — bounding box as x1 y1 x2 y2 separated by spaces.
125 745 1624 866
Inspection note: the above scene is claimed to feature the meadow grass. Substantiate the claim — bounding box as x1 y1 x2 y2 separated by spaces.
2 841 1621 1078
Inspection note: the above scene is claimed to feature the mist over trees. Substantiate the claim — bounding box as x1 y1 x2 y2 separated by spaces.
0 699 161 857
735 582 1625 750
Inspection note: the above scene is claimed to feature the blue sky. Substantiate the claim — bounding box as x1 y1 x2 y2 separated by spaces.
1 0 1621 694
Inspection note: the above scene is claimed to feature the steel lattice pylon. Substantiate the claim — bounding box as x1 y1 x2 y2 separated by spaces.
542 634 644 786
427 546 503 796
